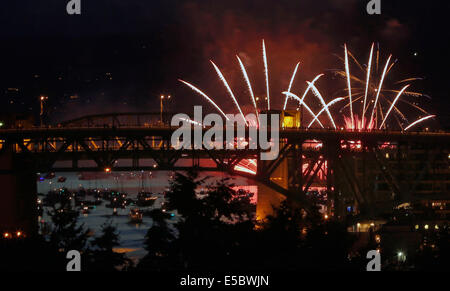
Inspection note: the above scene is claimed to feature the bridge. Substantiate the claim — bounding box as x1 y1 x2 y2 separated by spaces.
1 112 449 235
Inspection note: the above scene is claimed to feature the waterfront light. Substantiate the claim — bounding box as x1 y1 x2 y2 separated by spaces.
397 251 406 263
375 235 381 243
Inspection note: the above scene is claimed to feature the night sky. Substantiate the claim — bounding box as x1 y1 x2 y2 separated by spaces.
0 0 449 128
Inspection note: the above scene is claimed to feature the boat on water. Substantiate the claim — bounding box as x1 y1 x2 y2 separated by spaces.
44 172 55 180
137 191 157 207
105 191 128 208
82 206 90 214
129 208 143 223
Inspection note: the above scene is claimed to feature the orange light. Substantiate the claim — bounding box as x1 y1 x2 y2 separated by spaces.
3 232 10 238
16 231 22 237
324 214 329 220
105 168 111 173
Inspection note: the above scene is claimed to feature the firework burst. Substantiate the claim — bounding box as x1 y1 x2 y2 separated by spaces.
178 41 437 177
334 43 435 131
180 41 435 133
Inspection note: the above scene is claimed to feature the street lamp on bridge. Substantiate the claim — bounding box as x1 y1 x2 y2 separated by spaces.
160 94 171 124
39 95 48 127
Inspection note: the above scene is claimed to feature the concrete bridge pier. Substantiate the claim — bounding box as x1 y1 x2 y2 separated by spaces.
0 148 38 237
255 147 290 220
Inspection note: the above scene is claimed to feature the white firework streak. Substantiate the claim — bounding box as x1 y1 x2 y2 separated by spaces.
179 117 203 127
210 61 248 125
307 98 345 128
283 62 301 110
404 115 435 131
369 54 392 127
344 44 354 129
178 79 229 121
234 165 256 175
262 39 270 110
300 74 324 105
387 60 397 75
362 43 374 129
282 91 324 128
395 77 424 84
307 81 338 129
379 85 409 129
236 55 259 120
248 159 257 166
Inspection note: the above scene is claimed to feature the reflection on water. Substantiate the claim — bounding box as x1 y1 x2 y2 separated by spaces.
37 171 256 261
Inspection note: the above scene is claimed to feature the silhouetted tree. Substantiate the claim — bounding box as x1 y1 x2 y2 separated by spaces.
138 209 177 271
47 199 90 255
415 225 450 271
137 171 363 271
87 221 132 271
251 200 358 271
138 170 256 271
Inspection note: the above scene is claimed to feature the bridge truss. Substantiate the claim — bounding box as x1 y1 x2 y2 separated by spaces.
1 121 449 217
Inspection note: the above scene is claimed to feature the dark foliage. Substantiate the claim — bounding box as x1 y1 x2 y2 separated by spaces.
86 221 133 271
137 170 361 271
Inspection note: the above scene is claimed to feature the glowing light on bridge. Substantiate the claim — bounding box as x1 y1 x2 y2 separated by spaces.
234 159 257 175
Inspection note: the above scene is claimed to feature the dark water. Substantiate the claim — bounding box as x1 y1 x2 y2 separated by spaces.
37 171 257 261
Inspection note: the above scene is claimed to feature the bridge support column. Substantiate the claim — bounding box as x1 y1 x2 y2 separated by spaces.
0 149 38 237
255 149 288 221
255 183 285 221
324 139 340 219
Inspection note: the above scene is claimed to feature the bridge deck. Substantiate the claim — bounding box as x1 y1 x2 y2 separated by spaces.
1 127 449 143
